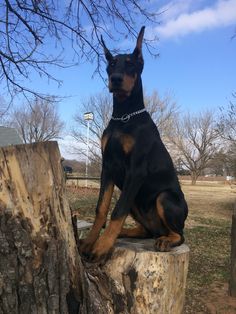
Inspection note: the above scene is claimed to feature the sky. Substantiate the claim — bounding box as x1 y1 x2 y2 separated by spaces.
2 0 236 158
53 0 236 119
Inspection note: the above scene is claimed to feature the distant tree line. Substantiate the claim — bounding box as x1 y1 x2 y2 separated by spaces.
70 91 236 185
0 91 235 185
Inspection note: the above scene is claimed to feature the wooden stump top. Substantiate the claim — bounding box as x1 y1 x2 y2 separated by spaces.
115 238 189 255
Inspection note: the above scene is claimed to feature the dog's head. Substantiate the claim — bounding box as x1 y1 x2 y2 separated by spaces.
101 27 145 101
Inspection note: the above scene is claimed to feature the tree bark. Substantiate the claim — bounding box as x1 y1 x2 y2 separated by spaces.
229 204 236 297
0 141 190 313
0 142 87 313
191 172 198 185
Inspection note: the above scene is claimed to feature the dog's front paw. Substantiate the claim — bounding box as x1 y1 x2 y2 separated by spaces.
85 236 114 263
78 238 94 256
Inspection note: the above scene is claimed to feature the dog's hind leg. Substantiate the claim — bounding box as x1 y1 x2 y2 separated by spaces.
155 192 188 252
118 221 150 238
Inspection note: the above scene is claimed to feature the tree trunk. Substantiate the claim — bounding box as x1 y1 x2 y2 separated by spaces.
0 141 85 313
0 141 190 313
191 172 198 185
229 204 236 297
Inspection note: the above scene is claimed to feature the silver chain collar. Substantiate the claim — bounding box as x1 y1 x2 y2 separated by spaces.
111 108 146 123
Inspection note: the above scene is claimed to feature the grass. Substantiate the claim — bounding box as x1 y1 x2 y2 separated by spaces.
184 222 231 313
67 182 236 313
182 183 235 313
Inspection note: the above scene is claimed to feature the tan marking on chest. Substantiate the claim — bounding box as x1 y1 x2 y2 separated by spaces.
120 134 135 154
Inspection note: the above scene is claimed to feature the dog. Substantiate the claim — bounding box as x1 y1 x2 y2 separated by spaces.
79 26 188 262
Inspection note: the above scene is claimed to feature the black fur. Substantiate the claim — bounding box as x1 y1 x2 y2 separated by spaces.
80 27 188 261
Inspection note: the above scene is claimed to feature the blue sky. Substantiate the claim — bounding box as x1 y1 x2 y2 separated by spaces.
48 0 236 125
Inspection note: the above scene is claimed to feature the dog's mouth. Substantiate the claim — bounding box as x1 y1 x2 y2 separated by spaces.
110 88 130 100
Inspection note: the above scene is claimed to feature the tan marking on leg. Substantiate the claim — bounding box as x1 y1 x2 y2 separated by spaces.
120 134 135 154
156 193 167 224
119 222 148 238
155 193 183 251
92 215 127 258
79 183 114 253
101 134 109 153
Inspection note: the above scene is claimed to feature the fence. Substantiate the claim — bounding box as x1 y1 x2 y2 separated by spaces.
65 174 100 188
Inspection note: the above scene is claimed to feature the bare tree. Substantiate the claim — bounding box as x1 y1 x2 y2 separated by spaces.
217 93 236 179
72 90 179 174
0 96 10 122
169 111 220 185
72 92 112 173
0 1 160 100
9 97 64 143
218 93 236 143
145 90 178 138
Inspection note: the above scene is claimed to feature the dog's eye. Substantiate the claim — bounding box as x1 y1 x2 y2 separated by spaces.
110 60 116 67
126 60 134 67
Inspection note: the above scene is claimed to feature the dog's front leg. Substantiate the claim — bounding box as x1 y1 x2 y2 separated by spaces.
79 170 114 256
90 167 146 262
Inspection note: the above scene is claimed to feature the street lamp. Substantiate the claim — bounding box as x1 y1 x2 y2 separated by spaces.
83 112 94 187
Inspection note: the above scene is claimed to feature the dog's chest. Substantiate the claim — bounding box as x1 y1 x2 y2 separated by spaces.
102 131 135 157
101 131 135 186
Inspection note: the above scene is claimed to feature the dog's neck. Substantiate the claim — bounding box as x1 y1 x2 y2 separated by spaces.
112 77 145 117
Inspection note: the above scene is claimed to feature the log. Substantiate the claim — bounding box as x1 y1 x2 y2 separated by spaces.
229 205 236 297
0 142 84 313
101 239 189 314
0 141 190 313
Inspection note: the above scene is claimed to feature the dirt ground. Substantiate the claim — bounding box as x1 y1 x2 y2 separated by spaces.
67 181 236 314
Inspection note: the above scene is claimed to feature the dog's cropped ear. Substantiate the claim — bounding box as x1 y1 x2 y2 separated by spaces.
101 36 113 62
133 26 145 60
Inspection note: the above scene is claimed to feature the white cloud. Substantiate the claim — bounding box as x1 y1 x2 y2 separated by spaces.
158 0 197 20
154 0 236 39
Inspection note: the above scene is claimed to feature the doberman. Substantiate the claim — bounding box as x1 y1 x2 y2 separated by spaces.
79 26 188 262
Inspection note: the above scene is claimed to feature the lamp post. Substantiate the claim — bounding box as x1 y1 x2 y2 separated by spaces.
83 112 94 188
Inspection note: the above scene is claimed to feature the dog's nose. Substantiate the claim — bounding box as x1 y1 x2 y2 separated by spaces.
111 73 123 85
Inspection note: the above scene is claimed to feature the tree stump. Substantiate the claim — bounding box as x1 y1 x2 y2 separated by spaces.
230 205 236 297
0 141 190 313
0 142 84 313
101 239 189 314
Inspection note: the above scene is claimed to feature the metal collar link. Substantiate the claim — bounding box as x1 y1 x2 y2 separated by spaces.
111 108 146 123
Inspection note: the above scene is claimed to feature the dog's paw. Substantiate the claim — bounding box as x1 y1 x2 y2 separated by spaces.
84 236 114 264
78 238 94 256
155 236 172 252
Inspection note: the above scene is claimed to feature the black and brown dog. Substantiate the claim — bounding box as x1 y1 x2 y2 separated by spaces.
79 26 188 262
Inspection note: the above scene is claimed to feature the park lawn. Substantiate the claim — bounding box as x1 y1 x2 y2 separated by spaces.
68 182 236 313
182 183 236 313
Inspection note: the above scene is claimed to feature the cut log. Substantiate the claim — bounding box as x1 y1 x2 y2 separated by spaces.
230 205 236 297
0 141 190 313
0 142 84 313
102 239 189 314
